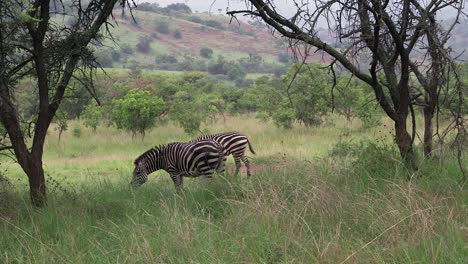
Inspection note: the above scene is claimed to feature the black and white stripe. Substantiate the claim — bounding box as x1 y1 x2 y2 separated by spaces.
131 140 226 190
195 132 255 176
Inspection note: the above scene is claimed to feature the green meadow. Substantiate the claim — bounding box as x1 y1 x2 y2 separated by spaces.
0 115 466 263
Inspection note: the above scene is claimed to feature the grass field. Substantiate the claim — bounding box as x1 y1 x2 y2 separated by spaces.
0 115 467 263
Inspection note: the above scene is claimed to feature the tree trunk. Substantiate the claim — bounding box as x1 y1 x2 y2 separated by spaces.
24 158 46 207
394 118 417 171
423 107 434 158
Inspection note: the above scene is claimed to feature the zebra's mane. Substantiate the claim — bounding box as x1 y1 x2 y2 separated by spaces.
133 142 183 165
134 145 164 165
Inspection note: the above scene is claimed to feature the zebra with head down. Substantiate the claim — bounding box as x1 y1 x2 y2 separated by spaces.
131 139 226 191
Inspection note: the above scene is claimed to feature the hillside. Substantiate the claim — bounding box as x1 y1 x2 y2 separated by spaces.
96 10 287 69
95 9 334 71
95 8 468 71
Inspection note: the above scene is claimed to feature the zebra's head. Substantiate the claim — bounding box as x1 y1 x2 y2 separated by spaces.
131 161 148 187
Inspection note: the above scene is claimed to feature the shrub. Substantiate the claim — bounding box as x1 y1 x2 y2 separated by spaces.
120 44 134 55
82 103 103 131
272 104 295 129
173 30 182 39
112 89 166 138
155 54 178 64
199 47 213 59
204 19 224 29
155 19 170 34
72 127 82 138
136 36 151 54
188 16 203 24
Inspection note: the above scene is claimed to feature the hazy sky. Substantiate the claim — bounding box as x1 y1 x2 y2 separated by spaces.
136 0 463 21
136 0 296 17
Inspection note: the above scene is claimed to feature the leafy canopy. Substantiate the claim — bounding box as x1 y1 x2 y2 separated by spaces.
112 89 166 138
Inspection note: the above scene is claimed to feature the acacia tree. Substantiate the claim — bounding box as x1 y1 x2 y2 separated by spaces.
229 0 465 168
0 0 132 206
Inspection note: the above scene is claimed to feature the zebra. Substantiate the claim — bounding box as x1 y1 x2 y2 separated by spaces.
194 132 255 176
131 140 226 191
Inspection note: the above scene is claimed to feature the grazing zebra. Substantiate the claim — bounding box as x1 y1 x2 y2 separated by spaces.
195 132 255 176
131 140 226 190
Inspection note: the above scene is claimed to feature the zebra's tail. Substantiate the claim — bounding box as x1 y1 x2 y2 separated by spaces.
247 139 256 155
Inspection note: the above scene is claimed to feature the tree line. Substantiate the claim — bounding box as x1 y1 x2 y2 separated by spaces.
14 64 464 141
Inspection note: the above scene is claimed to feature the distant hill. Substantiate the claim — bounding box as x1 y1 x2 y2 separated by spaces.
95 10 282 69
94 8 332 71
95 7 467 72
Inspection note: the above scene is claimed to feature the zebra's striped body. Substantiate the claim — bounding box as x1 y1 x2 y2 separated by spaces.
195 132 255 176
131 140 226 190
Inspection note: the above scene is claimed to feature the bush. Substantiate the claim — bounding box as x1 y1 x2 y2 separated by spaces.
112 89 166 138
204 19 224 30
155 19 170 34
328 140 404 180
356 102 381 129
278 52 291 63
155 54 178 64
82 103 103 131
272 104 295 129
163 3 192 14
121 44 134 55
188 16 203 24
199 47 213 59
173 30 182 39
95 49 113 67
136 36 151 54
72 127 82 138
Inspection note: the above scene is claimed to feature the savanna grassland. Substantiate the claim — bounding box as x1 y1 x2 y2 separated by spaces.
0 115 466 263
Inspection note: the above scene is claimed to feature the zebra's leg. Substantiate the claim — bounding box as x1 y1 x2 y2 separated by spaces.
217 156 227 175
241 156 252 177
233 155 242 176
170 174 183 192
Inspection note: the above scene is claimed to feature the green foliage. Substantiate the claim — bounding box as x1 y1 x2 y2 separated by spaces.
112 89 166 138
163 3 192 14
199 47 213 59
207 55 227 75
277 52 290 63
155 54 178 64
169 91 218 135
82 104 103 131
333 75 381 128
245 64 330 128
60 82 93 119
72 127 82 138
120 43 134 55
204 20 224 30
226 63 247 81
283 64 330 126
53 111 68 142
136 36 151 54
173 30 182 39
356 101 382 129
155 18 170 34
272 103 295 129
95 48 114 67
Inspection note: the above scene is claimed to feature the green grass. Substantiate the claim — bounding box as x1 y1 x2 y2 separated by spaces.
1 115 467 263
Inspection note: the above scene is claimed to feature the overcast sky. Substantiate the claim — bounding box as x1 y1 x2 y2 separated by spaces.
135 0 296 17
136 0 463 22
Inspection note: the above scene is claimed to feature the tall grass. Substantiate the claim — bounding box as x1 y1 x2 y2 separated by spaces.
1 116 466 263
